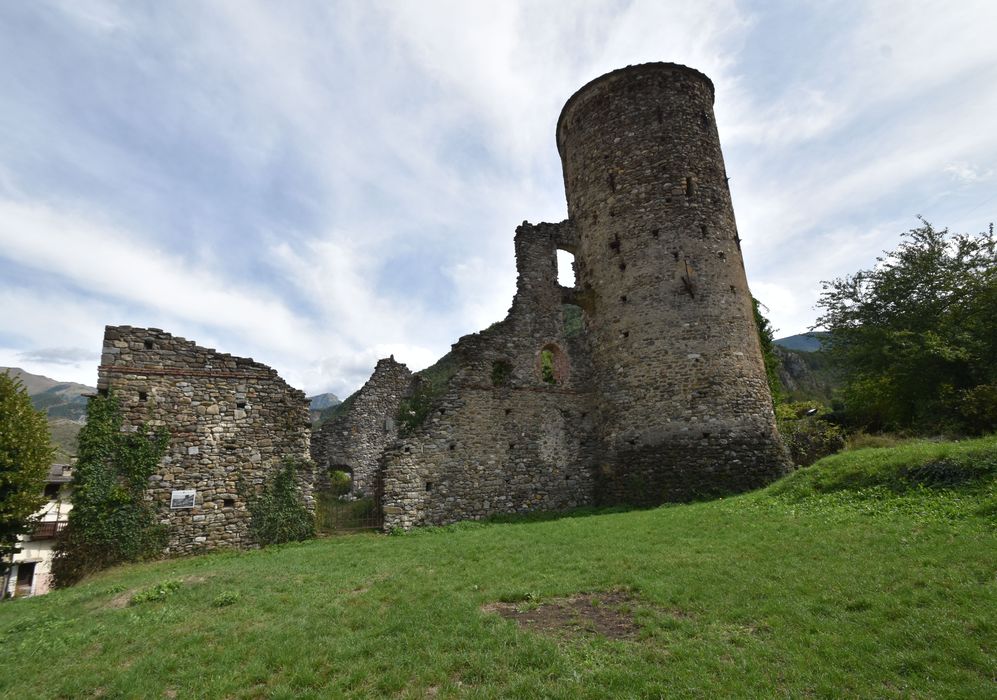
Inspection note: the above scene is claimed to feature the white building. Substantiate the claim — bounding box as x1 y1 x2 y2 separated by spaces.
3 464 73 598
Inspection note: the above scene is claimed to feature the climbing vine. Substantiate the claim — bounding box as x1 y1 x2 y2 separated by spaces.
247 457 315 546
53 392 169 587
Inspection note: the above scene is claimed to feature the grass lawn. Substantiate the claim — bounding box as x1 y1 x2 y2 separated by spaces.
1 437 995 698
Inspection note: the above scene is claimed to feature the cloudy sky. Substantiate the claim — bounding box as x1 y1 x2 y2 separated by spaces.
1 1 995 397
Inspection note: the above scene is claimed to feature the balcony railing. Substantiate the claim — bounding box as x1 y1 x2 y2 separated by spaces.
29 520 68 540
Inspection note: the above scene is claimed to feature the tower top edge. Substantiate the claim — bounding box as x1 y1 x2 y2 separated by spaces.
555 63 715 146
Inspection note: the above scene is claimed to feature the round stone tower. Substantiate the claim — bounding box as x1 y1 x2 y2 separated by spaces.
556 63 790 503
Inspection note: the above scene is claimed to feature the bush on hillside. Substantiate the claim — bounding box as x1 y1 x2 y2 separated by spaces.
776 401 846 467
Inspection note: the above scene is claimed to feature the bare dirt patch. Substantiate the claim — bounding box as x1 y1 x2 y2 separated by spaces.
483 590 643 641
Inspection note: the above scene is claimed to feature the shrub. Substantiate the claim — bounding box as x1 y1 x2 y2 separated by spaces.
959 383 997 435
327 469 352 496
212 591 241 607
776 401 846 467
398 377 440 436
491 360 512 387
247 457 315 546
130 579 183 605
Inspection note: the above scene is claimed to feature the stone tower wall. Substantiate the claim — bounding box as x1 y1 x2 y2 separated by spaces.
97 326 313 554
556 63 790 502
310 357 412 496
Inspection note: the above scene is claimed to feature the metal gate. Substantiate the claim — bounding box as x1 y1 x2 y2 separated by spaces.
316 494 383 534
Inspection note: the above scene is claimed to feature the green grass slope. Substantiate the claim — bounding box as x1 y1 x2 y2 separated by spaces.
1 438 994 698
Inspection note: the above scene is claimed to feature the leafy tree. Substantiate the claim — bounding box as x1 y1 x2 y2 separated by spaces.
0 372 54 592
753 298 784 403
815 218 997 432
53 392 168 586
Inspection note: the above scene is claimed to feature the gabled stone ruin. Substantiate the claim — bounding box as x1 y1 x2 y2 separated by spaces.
98 63 791 548
311 356 412 496
97 326 312 553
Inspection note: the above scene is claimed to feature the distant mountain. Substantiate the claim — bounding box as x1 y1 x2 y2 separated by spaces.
1 367 93 421
309 393 341 411
307 392 341 425
774 333 827 353
1 367 95 461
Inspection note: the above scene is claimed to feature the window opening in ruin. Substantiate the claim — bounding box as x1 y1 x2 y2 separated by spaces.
449 444 456 451
562 304 584 338
701 225 708 238
237 402 246 409
97 388 109 397
620 295 628 303
138 391 147 402
556 250 577 288
619 262 626 272
425 481 433 492
491 359 512 387
651 228 660 239
144 339 154 349
223 498 235 508
44 483 60 500
538 344 568 385
685 176 695 196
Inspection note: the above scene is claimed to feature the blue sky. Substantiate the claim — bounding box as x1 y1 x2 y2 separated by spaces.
1 0 995 397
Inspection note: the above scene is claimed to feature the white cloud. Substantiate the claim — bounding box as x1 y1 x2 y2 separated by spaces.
2 0 996 392
944 163 993 184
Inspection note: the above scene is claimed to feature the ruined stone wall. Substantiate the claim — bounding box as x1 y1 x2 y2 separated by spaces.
310 357 412 496
556 63 791 503
380 221 599 529
97 326 312 554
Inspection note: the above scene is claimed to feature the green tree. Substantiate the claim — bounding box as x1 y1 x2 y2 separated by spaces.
53 392 168 586
753 298 784 404
815 218 997 432
0 372 54 594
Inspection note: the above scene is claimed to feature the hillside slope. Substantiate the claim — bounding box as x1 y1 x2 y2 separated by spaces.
0 437 993 698
1 366 94 460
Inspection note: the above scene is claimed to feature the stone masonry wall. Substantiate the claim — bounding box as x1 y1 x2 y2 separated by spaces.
310 356 412 496
97 326 313 555
380 221 600 530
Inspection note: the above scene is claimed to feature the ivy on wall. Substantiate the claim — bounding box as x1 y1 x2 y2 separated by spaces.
53 392 169 587
247 457 315 546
